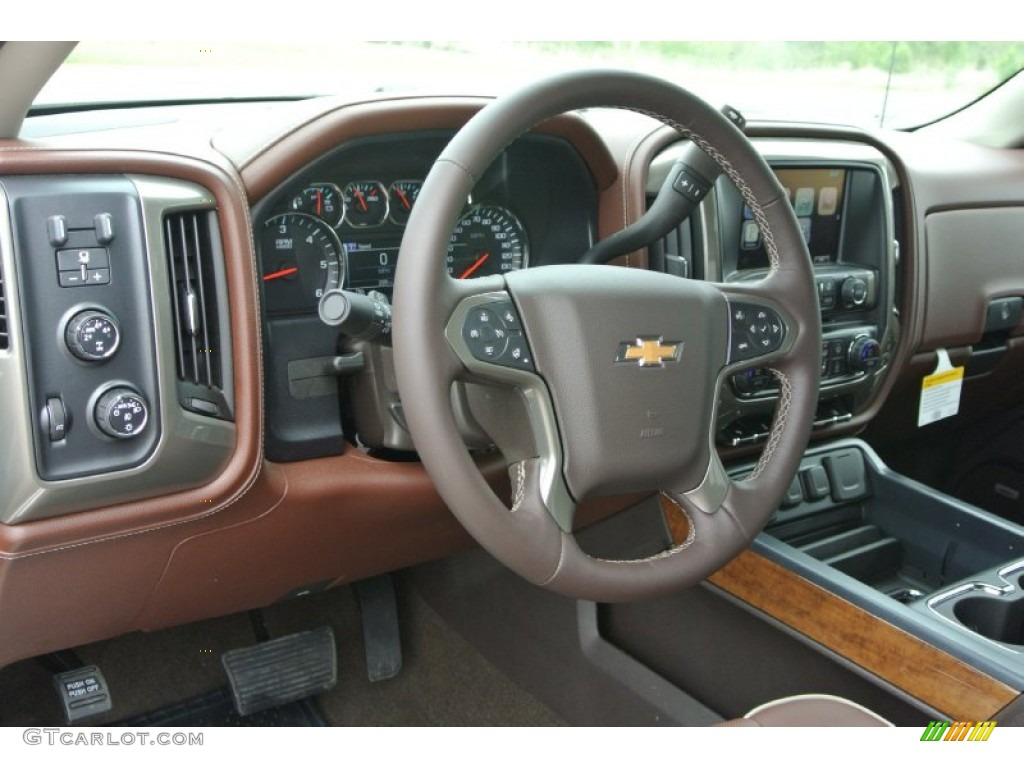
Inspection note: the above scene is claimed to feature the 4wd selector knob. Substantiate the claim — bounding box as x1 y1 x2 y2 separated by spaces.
94 387 149 440
66 310 120 362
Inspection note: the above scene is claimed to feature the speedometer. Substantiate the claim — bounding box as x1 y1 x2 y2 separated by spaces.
447 205 528 279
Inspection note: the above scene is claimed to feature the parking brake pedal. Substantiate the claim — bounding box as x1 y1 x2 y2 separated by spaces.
53 665 112 723
355 574 403 682
222 627 336 716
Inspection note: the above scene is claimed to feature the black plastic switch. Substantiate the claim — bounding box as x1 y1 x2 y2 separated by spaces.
823 449 867 502
46 215 68 247
800 465 830 501
43 396 69 442
94 212 115 244
57 247 109 272
782 475 805 508
672 168 711 203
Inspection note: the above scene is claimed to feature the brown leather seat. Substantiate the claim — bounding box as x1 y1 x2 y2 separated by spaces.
718 694 893 727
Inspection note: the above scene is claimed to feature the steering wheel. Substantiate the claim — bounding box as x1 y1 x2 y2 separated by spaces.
392 71 820 602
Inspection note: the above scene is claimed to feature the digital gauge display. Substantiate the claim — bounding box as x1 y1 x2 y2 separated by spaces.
344 238 402 290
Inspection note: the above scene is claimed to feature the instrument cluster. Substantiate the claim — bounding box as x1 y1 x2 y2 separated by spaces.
259 177 529 316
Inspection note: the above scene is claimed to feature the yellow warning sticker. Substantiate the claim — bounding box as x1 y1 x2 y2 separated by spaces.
918 349 964 427
923 368 964 389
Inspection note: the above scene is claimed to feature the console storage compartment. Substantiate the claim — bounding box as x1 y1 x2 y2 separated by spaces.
760 444 1024 602
733 438 1024 686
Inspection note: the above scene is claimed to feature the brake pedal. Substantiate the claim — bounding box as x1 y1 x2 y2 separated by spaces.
222 627 336 716
53 665 112 724
355 574 403 682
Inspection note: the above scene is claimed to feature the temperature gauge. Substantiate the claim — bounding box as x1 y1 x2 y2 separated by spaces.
388 180 421 225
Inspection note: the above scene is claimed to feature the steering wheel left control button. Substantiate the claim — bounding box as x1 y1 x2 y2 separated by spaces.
461 302 535 372
463 306 508 359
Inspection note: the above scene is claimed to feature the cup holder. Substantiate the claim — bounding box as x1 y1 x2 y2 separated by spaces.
953 594 1024 646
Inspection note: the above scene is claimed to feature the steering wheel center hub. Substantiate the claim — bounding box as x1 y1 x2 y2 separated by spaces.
507 264 729 499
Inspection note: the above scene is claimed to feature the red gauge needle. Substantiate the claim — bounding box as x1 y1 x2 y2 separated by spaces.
395 188 411 210
354 187 368 212
263 266 299 281
459 252 490 279
315 189 323 216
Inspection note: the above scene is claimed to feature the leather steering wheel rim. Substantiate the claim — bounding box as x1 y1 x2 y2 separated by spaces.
392 70 820 602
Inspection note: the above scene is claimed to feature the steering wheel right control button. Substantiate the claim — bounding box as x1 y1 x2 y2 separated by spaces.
461 301 534 372
65 309 121 362
94 386 149 440
728 301 786 362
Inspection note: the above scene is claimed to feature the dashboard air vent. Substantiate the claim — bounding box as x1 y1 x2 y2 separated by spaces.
164 211 231 419
0 259 7 350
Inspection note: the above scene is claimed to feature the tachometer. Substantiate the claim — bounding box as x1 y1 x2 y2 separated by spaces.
447 205 529 279
260 213 344 314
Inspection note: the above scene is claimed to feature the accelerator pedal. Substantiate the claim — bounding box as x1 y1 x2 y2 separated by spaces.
355 574 403 682
222 627 336 716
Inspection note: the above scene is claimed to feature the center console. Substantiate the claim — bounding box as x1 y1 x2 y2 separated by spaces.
736 438 1024 688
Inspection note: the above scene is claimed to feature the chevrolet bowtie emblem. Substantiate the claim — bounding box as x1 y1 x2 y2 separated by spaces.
615 337 683 367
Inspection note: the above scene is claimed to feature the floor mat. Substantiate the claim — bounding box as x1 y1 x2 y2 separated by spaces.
118 687 327 727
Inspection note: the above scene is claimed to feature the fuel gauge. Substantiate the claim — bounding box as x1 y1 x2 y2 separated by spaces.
343 181 389 228
388 180 421 225
291 183 344 228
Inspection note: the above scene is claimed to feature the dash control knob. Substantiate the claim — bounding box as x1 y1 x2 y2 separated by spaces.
841 277 869 309
66 310 120 362
847 336 881 373
94 387 149 440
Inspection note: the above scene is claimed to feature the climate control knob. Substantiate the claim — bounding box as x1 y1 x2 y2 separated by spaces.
847 336 881 373
66 310 120 362
94 387 149 440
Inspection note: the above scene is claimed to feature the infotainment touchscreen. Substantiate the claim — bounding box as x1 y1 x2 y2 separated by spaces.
737 167 846 271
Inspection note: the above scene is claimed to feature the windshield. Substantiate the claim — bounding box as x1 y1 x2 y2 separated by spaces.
34 41 1024 129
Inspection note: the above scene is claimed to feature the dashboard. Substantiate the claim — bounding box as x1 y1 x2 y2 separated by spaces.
2 86 1024 691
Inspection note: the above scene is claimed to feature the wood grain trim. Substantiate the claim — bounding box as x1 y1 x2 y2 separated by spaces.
708 548 1018 720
